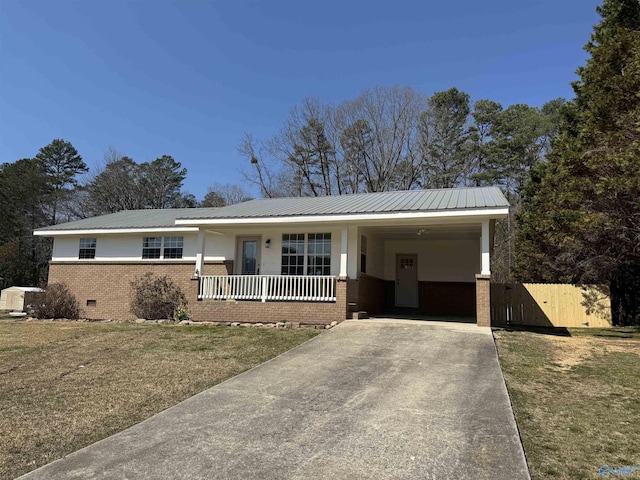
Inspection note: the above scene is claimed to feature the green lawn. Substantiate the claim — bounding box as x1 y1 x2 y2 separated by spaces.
495 326 640 480
0 320 320 479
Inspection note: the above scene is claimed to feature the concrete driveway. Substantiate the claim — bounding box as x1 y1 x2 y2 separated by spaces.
21 319 530 480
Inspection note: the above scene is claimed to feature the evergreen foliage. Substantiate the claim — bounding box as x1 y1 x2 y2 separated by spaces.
516 0 640 325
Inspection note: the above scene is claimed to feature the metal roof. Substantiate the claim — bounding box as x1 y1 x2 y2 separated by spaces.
34 187 509 232
177 187 509 220
35 208 219 232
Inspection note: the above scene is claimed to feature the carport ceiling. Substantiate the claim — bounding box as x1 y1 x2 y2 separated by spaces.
362 223 481 240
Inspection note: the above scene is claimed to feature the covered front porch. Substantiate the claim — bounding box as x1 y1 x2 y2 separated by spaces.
189 218 495 326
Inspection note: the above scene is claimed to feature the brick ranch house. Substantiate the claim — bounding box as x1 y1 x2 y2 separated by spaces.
34 187 509 327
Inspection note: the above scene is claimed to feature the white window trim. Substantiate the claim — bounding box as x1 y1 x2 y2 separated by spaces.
142 236 184 260
281 233 332 276
78 238 97 259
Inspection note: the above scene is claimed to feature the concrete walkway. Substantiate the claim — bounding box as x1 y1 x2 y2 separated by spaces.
21 319 530 480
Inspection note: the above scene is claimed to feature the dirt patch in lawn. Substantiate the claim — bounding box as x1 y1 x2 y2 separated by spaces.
544 335 640 371
0 320 320 479
495 327 640 480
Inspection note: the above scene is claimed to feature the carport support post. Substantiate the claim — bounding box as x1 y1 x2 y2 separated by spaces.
195 229 205 277
476 275 491 327
339 226 348 278
481 220 490 275
476 220 492 327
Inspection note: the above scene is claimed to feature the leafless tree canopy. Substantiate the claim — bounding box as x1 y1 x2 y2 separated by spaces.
241 86 427 197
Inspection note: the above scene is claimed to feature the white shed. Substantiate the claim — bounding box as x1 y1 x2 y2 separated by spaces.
0 286 44 312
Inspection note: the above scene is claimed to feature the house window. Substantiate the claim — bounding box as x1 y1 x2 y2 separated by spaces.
142 237 162 259
79 238 96 259
142 236 183 259
163 236 184 259
281 233 331 276
360 235 367 274
281 234 305 275
307 233 331 275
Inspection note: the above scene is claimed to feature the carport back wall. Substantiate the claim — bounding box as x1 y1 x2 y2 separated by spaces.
383 280 476 317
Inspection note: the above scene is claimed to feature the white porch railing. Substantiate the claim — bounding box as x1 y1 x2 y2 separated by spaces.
198 275 337 302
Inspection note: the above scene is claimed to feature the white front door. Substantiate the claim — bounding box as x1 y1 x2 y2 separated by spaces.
395 254 418 308
237 237 261 275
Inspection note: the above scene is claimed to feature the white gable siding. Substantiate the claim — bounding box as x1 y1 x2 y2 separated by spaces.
52 234 203 261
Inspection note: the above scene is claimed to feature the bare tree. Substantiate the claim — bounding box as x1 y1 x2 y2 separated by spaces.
204 183 251 206
334 85 424 192
241 87 425 197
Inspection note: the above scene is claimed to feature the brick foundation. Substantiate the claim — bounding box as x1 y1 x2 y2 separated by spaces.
475 274 491 327
47 262 347 324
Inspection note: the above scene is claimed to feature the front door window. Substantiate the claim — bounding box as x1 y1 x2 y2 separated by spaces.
236 237 260 275
241 239 259 275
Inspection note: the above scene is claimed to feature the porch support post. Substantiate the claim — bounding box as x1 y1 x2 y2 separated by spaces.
195 229 205 277
481 220 491 275
339 226 348 278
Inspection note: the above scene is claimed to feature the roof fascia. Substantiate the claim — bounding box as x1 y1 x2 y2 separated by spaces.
174 208 510 227
33 226 199 236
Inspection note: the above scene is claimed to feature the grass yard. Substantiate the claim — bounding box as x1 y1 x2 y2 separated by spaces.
495 327 640 480
0 320 320 479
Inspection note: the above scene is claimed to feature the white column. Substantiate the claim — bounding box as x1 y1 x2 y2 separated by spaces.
195 229 206 277
481 220 491 275
339 226 348 278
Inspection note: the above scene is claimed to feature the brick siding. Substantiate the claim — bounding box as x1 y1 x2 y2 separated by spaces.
475 274 491 327
47 262 347 324
354 274 386 315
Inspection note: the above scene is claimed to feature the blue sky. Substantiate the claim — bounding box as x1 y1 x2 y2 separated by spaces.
0 0 601 199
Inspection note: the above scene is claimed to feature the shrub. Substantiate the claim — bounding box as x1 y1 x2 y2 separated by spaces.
35 283 81 319
130 272 188 321
173 305 190 323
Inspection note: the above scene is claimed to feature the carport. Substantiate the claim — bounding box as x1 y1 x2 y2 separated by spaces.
348 221 495 325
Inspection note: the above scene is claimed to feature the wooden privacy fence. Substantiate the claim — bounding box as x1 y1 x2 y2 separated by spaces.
491 283 611 328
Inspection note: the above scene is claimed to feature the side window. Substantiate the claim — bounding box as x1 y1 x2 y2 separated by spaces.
163 236 183 259
360 236 367 274
79 238 96 259
142 237 162 259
